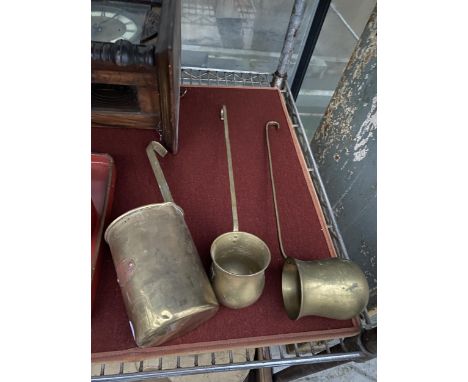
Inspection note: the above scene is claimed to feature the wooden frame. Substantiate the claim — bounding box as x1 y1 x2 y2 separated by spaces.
91 0 181 153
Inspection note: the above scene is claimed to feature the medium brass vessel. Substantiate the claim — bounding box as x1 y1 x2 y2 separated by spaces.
266 121 369 320
282 257 369 320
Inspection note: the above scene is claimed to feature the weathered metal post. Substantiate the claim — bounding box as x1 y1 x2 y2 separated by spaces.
311 7 377 308
271 0 307 89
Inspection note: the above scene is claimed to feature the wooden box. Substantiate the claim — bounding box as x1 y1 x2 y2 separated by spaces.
91 0 181 153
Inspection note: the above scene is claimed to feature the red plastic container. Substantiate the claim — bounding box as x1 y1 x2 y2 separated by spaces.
91 153 116 310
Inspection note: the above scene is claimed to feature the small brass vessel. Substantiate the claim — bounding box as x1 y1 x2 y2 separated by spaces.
211 231 270 309
210 106 271 309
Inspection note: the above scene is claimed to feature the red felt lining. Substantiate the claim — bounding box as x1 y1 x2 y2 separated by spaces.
91 86 357 361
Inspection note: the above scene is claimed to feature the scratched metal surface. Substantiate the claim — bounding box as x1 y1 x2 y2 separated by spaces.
311 8 376 308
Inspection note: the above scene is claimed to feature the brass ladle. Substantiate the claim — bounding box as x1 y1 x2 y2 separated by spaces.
266 121 369 320
210 105 271 309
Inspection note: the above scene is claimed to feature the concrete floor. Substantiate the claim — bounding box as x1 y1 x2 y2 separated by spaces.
295 359 377 382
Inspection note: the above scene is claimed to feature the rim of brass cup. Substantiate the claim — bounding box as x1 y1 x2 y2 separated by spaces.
210 105 271 309
266 121 369 321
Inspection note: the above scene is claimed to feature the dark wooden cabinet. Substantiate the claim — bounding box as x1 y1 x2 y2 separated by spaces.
91 0 181 154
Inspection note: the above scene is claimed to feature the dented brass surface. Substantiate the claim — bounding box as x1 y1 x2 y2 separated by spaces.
103 142 218 348
282 257 369 320
105 203 219 348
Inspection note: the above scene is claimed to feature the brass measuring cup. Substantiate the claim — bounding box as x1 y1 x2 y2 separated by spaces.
210 105 271 309
266 121 369 320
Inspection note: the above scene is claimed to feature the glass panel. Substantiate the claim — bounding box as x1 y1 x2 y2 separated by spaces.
181 0 318 73
295 0 376 140
91 1 150 44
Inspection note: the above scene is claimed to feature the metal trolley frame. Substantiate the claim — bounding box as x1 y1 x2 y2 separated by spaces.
91 67 376 382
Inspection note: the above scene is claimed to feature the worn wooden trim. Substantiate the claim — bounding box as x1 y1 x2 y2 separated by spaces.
155 0 181 154
92 60 155 72
92 69 158 87
155 0 178 54
138 87 160 114
92 111 159 129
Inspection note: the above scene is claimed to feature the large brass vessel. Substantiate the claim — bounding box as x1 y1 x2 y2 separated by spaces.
104 141 218 347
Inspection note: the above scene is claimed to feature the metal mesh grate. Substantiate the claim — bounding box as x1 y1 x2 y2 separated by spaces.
181 67 271 87
91 343 366 381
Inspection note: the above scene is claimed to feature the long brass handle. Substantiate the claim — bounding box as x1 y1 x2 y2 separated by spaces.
221 105 239 232
266 121 287 260
146 141 174 204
